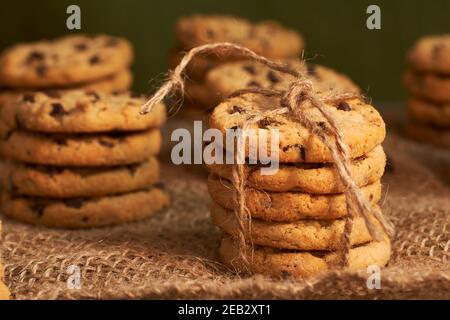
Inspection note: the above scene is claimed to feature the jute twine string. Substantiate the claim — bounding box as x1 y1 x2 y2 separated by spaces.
140 42 395 269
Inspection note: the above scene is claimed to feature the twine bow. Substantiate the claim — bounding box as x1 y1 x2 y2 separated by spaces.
141 42 395 269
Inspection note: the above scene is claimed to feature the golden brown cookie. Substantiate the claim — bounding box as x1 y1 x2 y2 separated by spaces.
1 129 161 166
0 157 160 198
206 145 385 194
209 93 386 163
407 34 450 73
208 174 382 221
205 61 360 107
404 69 450 103
0 34 133 88
219 234 391 278
211 203 375 250
1 90 166 133
407 97 450 127
405 121 450 148
175 15 303 59
1 187 170 228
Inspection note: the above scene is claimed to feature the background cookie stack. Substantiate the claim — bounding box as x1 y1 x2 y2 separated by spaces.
404 34 450 148
169 15 304 116
0 90 169 228
206 90 391 278
0 34 134 109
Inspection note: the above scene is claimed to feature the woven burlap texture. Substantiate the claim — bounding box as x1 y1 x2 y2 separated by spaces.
1 116 449 300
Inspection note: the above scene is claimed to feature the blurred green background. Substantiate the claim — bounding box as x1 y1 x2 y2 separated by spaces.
0 0 449 103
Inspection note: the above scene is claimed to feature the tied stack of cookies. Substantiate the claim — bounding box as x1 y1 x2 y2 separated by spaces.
0 90 169 228
169 15 304 116
404 34 450 148
0 34 134 109
206 81 391 278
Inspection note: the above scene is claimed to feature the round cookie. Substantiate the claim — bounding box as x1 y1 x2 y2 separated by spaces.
405 121 450 148
0 34 134 88
407 34 450 73
206 145 385 194
0 281 9 300
175 15 304 59
205 61 360 107
211 203 375 251
403 70 450 103
407 97 450 127
1 90 165 133
219 235 391 278
0 157 159 198
1 187 170 229
208 174 382 221
1 129 161 166
209 93 386 163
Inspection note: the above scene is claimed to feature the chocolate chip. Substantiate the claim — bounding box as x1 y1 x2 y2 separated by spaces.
267 71 279 84
74 43 88 51
229 125 239 130
431 43 444 60
206 29 215 39
44 90 61 99
31 203 46 217
26 51 44 64
22 93 35 103
82 216 89 222
258 117 281 129
337 101 351 111
126 164 139 176
89 55 101 65
86 91 101 101
281 271 292 279
36 65 47 77
153 182 165 190
243 65 256 75
64 198 84 209
230 105 245 114
50 103 66 118
299 146 306 161
247 80 261 87
105 38 119 47
99 139 114 148
53 138 67 146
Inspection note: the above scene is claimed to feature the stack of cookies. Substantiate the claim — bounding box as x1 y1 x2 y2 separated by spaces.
169 15 304 115
0 221 9 300
0 90 169 228
404 34 450 148
0 34 134 109
206 91 391 278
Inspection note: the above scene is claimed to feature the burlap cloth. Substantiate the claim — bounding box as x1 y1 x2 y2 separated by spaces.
1 110 449 300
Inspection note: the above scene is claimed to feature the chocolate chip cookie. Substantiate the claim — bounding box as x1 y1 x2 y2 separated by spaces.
0 157 160 198
403 69 450 103
407 34 450 73
205 60 360 107
219 234 391 278
405 120 450 148
407 97 450 127
211 203 376 250
1 187 170 228
209 93 386 163
208 174 382 221
175 15 304 59
1 90 166 133
206 145 385 194
0 34 133 88
1 129 161 166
